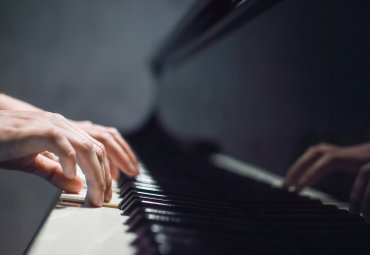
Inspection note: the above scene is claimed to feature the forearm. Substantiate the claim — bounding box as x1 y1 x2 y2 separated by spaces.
0 93 43 111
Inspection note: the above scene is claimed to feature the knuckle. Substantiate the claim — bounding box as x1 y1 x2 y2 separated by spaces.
94 139 105 150
98 133 110 143
50 112 61 118
108 127 120 135
45 112 66 122
44 128 62 140
43 111 54 118
96 147 104 158
307 143 335 158
53 113 65 120
308 145 321 155
92 142 106 158
80 140 95 153
66 150 77 161
316 143 331 152
97 141 106 152
82 120 93 125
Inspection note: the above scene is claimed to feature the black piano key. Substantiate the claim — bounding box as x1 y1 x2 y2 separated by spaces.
117 158 370 255
120 185 226 205
120 198 243 216
127 207 254 224
121 190 230 207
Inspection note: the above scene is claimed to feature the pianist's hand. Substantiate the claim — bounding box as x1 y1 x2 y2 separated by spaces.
0 93 139 179
283 143 370 218
0 110 112 207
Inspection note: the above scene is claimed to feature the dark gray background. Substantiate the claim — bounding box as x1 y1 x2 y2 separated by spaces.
0 0 194 129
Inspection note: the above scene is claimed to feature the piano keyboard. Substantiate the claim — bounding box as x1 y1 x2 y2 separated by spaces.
119 162 370 255
29 154 370 255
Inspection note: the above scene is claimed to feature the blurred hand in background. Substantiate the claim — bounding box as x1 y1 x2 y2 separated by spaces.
283 143 370 219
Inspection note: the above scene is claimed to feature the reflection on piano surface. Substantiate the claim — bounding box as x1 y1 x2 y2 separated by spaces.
118 117 370 255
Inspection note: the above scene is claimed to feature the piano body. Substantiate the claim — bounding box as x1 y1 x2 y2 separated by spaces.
30 0 370 254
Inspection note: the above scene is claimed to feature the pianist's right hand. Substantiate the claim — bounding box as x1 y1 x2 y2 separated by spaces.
0 110 112 207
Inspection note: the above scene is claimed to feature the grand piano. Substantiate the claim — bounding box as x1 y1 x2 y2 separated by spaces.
27 0 370 254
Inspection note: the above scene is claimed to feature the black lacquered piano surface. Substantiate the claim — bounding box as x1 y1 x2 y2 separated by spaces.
121 118 370 255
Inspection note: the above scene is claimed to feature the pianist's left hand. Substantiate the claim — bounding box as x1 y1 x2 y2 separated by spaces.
283 143 370 219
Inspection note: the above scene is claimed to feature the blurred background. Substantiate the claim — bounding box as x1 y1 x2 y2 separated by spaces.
0 0 370 200
0 0 194 129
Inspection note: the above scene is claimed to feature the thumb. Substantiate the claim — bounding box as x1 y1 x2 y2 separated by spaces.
31 154 83 194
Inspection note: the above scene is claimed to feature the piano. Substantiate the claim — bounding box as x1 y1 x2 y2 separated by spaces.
29 0 370 254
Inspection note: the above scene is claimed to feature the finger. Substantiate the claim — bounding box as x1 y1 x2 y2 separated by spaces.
31 154 83 193
19 131 78 179
54 116 110 205
109 159 120 180
114 151 138 177
108 128 138 166
106 137 138 176
283 145 328 187
58 115 106 152
68 126 113 196
72 121 139 175
332 144 370 171
41 151 59 162
76 141 105 207
294 154 335 192
349 163 370 214
99 146 112 202
96 132 137 176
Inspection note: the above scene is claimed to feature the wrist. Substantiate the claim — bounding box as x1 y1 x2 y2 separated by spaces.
0 93 43 111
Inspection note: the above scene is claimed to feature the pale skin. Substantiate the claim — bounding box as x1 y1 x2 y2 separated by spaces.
283 143 370 219
0 93 138 207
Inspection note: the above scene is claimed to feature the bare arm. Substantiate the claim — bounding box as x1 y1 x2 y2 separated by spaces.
0 93 42 111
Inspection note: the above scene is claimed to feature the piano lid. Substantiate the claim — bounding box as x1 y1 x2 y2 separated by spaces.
150 0 370 200
152 0 283 77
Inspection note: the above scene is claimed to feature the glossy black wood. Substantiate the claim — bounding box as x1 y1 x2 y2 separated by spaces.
119 116 370 255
